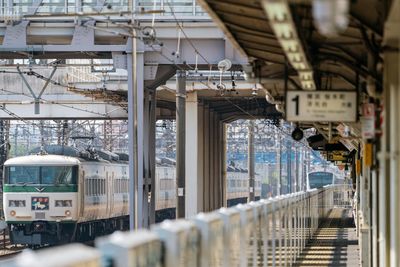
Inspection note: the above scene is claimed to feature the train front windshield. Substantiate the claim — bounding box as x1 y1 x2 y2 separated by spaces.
308 172 334 189
5 166 78 185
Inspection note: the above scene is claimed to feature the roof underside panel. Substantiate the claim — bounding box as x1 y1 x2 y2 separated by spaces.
198 0 387 97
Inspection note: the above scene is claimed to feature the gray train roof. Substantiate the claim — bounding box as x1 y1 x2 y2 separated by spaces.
29 145 128 164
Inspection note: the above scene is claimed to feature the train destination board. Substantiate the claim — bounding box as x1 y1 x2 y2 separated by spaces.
285 90 357 122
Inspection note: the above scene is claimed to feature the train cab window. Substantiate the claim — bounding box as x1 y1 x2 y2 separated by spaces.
42 166 75 185
5 165 78 185
6 166 40 184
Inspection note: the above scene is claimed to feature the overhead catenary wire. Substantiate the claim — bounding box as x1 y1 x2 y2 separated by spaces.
0 88 112 117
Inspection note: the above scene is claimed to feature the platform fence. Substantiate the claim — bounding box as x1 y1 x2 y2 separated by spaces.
7 185 352 267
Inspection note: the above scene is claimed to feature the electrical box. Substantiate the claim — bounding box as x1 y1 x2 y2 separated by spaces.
152 219 199 267
9 244 101 267
95 230 162 267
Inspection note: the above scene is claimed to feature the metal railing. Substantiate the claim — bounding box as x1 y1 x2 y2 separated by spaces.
7 185 349 267
0 0 208 18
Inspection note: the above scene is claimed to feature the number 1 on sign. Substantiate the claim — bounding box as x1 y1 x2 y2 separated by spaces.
292 95 299 115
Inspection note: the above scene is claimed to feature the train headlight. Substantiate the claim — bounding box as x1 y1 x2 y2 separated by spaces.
9 200 26 207
10 210 16 216
55 200 72 207
65 210 71 216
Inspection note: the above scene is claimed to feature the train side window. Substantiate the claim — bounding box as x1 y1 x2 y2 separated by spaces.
90 179 94 196
94 179 97 196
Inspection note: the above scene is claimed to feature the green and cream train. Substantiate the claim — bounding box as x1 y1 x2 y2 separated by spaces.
2 146 129 245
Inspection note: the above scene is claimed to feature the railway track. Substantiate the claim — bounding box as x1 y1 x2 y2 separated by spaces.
0 231 26 259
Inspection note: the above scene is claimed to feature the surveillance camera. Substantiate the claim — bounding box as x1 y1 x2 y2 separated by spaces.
291 127 304 141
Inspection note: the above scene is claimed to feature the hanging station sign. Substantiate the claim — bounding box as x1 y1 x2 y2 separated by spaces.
285 90 357 122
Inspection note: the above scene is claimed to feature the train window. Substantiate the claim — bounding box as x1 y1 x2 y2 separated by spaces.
42 166 72 184
7 166 40 184
89 179 94 196
97 179 101 196
90 179 94 196
95 179 98 196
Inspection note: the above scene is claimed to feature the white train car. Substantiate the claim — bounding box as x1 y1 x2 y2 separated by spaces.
3 149 129 245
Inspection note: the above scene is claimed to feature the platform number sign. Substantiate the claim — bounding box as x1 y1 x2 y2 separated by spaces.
285 90 357 122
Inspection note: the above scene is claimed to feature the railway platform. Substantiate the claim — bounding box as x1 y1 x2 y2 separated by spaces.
294 208 359 267
1 185 360 267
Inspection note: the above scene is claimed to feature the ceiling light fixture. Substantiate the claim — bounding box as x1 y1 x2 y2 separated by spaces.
262 0 316 90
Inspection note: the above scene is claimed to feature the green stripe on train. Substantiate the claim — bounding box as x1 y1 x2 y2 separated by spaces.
3 185 78 192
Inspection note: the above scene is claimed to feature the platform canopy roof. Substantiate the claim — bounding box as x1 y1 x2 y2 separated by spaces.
198 0 386 94
197 0 390 155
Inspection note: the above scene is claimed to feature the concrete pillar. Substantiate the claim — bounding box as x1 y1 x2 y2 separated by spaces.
378 50 394 267
176 70 186 218
142 89 150 227
381 3 400 265
287 140 292 193
185 92 204 217
127 37 145 230
248 120 255 202
277 130 282 196
149 90 157 225
203 104 210 211
295 146 299 192
185 92 224 215
387 50 400 267
209 111 215 209
221 121 227 206
139 89 157 227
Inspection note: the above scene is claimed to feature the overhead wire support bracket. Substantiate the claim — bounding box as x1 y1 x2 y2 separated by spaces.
17 65 58 115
